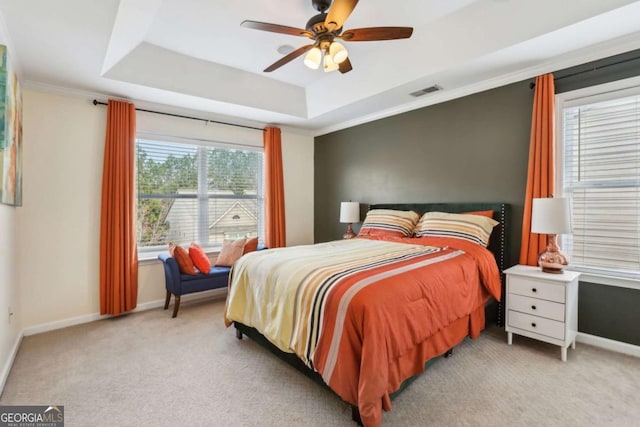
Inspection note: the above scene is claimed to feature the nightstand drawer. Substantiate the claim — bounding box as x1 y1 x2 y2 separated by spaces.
508 294 565 322
508 310 565 340
509 310 564 340
509 276 565 303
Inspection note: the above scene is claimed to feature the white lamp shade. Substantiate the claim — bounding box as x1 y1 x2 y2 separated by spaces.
340 202 360 223
304 47 321 69
531 197 572 234
329 41 348 64
323 53 339 72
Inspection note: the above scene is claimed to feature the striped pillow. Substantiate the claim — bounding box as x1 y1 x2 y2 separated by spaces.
358 209 420 238
414 212 499 246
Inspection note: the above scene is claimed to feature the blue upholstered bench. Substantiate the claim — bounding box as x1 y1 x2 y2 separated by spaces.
157 253 231 318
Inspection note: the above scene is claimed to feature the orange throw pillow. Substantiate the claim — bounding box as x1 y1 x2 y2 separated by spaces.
169 242 196 275
215 238 247 267
189 243 211 274
243 237 259 255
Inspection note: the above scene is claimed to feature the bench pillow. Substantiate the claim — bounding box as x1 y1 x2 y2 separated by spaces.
244 237 259 254
169 242 196 275
189 243 211 274
215 238 247 267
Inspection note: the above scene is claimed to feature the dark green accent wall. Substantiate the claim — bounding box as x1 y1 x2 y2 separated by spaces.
315 80 533 265
579 282 640 346
314 75 640 346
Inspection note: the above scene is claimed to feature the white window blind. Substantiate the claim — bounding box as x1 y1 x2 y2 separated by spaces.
561 92 640 278
136 138 264 253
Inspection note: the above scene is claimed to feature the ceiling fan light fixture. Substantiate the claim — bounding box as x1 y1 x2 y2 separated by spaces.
323 53 339 72
329 41 348 64
241 0 414 74
304 47 322 69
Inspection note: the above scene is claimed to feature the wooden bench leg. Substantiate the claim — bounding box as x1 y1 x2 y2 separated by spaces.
164 291 171 310
172 296 181 318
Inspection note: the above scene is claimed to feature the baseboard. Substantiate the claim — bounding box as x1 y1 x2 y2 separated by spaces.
22 288 228 337
22 312 105 337
0 331 23 397
576 332 640 358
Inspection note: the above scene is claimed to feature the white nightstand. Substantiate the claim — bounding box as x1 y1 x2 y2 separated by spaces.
504 265 581 362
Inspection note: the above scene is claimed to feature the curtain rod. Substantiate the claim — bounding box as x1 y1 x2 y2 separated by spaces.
92 100 265 131
529 54 640 90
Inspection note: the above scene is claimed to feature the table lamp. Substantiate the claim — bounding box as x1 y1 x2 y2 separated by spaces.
531 197 572 274
340 202 360 239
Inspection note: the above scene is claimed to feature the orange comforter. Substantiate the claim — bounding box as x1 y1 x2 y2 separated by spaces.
227 236 501 426
313 236 500 426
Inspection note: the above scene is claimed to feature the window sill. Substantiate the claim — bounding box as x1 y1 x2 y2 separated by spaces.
137 248 221 264
569 268 640 291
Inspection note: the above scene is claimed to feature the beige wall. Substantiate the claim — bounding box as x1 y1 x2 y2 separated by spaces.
0 204 20 390
16 89 314 329
17 91 106 328
0 17 21 391
281 129 314 247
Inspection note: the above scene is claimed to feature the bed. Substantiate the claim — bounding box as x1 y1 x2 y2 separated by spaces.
224 202 510 426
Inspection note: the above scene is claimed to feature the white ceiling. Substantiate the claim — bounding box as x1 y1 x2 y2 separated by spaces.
2 0 640 135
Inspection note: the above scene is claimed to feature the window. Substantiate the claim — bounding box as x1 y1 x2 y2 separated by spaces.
136 137 264 255
558 82 640 280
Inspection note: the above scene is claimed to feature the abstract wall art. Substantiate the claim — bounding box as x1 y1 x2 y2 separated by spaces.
0 44 23 206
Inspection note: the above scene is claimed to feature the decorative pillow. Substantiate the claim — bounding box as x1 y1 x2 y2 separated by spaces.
358 209 420 238
243 237 259 255
463 210 494 219
189 243 211 274
169 242 196 275
414 212 499 246
215 238 247 267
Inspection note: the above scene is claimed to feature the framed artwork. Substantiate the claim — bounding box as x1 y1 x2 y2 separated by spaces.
0 44 22 206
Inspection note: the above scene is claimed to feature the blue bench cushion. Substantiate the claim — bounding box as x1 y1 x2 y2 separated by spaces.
180 266 231 282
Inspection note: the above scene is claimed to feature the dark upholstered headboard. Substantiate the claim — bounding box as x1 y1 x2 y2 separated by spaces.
369 202 511 326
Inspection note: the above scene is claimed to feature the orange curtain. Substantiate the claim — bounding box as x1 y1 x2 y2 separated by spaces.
264 126 286 248
519 74 556 266
100 100 138 315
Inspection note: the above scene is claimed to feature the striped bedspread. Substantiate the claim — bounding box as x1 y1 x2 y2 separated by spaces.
224 237 501 427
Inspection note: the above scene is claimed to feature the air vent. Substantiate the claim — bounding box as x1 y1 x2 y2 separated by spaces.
409 85 442 97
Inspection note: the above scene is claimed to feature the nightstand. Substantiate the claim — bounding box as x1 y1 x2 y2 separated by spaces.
504 265 581 362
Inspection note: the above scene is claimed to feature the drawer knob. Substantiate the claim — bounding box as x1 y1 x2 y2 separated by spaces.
532 288 537 293
531 322 537 328
531 305 536 310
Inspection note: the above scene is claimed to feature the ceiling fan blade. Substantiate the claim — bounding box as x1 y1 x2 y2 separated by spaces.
264 44 314 72
324 0 359 31
339 27 413 41
241 20 314 39
338 57 353 74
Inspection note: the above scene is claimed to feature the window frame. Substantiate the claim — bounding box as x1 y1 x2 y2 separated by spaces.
135 132 265 260
555 74 640 290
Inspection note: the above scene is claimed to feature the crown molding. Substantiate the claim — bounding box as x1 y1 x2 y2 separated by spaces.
22 80 270 132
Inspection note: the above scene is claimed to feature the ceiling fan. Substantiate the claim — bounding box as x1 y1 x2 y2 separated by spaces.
241 0 413 74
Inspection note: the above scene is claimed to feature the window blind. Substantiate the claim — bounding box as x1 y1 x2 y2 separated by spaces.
136 138 264 252
562 93 640 277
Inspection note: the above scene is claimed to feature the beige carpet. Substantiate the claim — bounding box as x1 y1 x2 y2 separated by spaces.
1 297 639 426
